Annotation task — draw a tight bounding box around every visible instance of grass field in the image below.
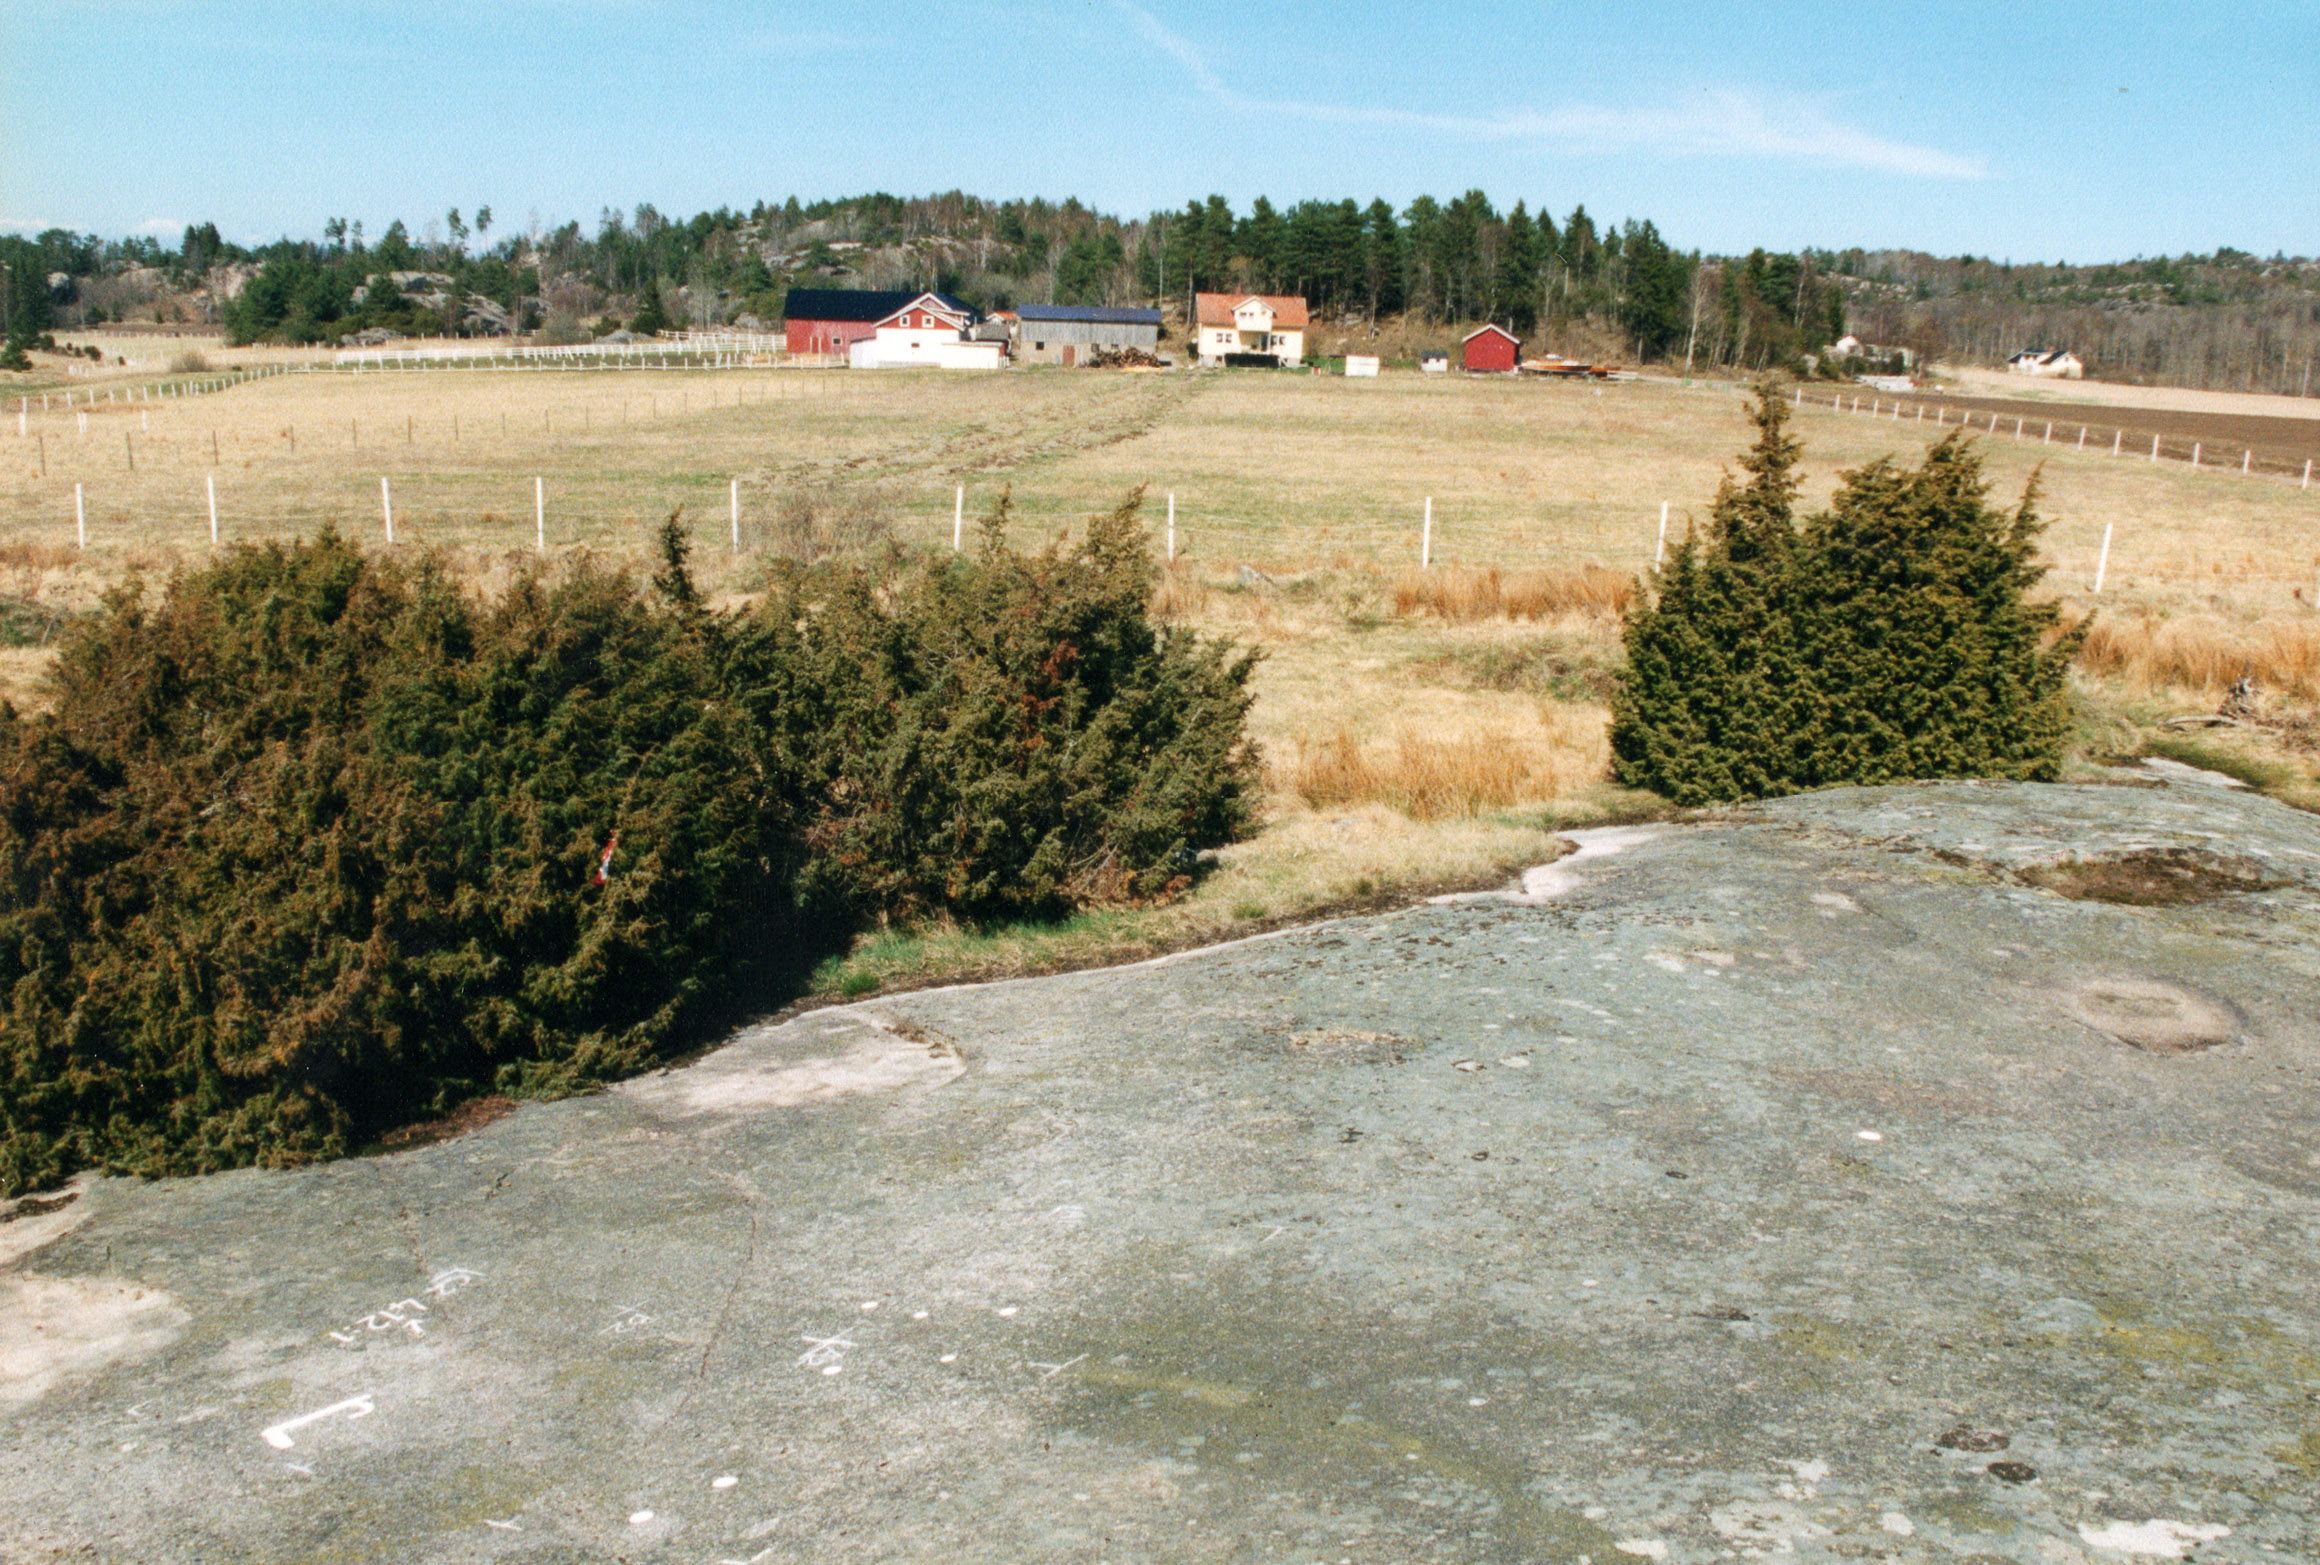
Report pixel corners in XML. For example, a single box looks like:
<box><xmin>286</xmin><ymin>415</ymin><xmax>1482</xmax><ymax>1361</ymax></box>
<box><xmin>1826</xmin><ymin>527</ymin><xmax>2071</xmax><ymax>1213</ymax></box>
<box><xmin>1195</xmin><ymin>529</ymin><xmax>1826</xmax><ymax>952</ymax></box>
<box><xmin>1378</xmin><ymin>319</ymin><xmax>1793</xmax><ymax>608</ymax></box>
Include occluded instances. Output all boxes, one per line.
<box><xmin>7</xmin><ymin>359</ymin><xmax>2320</xmax><ymax>990</ymax></box>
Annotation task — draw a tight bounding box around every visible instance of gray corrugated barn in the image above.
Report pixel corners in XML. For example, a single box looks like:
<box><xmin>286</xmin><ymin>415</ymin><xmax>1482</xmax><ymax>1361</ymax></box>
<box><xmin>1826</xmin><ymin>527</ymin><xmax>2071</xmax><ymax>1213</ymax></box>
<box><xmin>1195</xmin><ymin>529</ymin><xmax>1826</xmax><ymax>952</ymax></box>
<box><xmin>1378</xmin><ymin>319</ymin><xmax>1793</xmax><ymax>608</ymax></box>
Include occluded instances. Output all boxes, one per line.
<box><xmin>1015</xmin><ymin>304</ymin><xmax>1164</xmax><ymax>365</ymax></box>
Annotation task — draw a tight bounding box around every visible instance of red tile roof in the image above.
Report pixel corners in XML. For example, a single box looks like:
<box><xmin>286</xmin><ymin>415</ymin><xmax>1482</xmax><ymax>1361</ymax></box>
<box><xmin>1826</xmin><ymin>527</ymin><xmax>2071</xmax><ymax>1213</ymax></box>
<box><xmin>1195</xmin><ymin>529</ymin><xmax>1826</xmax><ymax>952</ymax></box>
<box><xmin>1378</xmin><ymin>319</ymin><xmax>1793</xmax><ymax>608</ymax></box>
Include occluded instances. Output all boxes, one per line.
<box><xmin>1195</xmin><ymin>292</ymin><xmax>1310</xmax><ymax>329</ymax></box>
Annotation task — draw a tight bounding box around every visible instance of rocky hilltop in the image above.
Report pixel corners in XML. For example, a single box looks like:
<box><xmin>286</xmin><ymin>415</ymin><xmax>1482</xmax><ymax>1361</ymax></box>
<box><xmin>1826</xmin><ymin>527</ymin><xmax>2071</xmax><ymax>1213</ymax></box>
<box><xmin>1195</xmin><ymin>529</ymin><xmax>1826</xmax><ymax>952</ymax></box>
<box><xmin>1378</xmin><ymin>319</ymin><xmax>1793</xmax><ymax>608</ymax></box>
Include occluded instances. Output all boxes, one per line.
<box><xmin>3</xmin><ymin>775</ymin><xmax>2315</xmax><ymax>1562</ymax></box>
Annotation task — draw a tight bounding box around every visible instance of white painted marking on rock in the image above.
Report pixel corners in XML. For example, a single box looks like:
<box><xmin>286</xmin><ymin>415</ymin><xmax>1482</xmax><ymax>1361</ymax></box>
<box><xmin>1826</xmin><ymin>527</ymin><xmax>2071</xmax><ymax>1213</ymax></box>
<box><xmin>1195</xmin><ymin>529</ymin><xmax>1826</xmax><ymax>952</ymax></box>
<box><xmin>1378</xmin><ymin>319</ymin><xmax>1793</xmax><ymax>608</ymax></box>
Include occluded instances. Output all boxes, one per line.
<box><xmin>629</xmin><ymin>1510</ymin><xmax>654</xmax><ymax>1525</ymax></box>
<box><xmin>424</xmin><ymin>1267</ymin><xmax>483</xmax><ymax>1298</ymax></box>
<box><xmin>260</xmin><ymin>1393</ymin><xmax>375</xmax><ymax>1450</ymax></box>
<box><xmin>1857</xmin><ymin>1131</ymin><xmax>1883</xmax><ymax>1142</ymax></box>
<box><xmin>795</xmin><ymin>1334</ymin><xmax>853</xmax><ymax>1371</ymax></box>
<box><xmin>712</xmin><ymin>1475</ymin><xmax>738</xmax><ymax>1489</ymax></box>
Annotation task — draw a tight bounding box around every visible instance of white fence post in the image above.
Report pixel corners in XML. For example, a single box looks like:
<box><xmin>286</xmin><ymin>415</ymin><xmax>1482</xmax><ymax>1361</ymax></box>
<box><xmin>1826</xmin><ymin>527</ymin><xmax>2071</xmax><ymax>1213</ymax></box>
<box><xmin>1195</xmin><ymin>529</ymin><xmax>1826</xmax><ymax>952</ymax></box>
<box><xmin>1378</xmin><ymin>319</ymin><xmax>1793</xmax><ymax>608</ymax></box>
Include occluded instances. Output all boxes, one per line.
<box><xmin>2093</xmin><ymin>522</ymin><xmax>2113</xmax><ymax>595</ymax></box>
<box><xmin>730</xmin><ymin>478</ymin><xmax>740</xmax><ymax>552</ymax></box>
<box><xmin>381</xmin><ymin>476</ymin><xmax>394</xmax><ymax>543</ymax></box>
<box><xmin>953</xmin><ymin>485</ymin><xmax>964</xmax><ymax>552</ymax></box>
<box><xmin>2151</xmin><ymin>434</ymin><xmax>2160</xmax><ymax>463</ymax></box>
<box><xmin>2304</xmin><ymin>459</ymin><xmax>2312</xmax><ymax>491</ymax></box>
<box><xmin>1656</xmin><ymin>501</ymin><xmax>1668</xmax><ymax>568</ymax></box>
<box><xmin>1422</xmin><ymin>497</ymin><xmax>1432</xmax><ymax>570</ymax></box>
<box><xmin>207</xmin><ymin>474</ymin><xmax>217</xmax><ymax>544</ymax></box>
<box><xmin>2191</xmin><ymin>442</ymin><xmax>2201</xmax><ymax>469</ymax></box>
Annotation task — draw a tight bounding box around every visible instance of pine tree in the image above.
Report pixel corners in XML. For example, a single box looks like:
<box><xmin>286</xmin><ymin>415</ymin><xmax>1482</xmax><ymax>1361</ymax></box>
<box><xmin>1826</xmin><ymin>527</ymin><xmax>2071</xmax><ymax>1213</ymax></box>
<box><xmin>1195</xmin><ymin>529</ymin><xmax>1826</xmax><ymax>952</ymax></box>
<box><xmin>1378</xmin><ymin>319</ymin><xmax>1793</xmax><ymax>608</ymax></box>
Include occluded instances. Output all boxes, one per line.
<box><xmin>1497</xmin><ymin>204</ymin><xmax>1541</xmax><ymax>333</ymax></box>
<box><xmin>630</xmin><ymin>275</ymin><xmax>670</xmax><ymax>336</ymax></box>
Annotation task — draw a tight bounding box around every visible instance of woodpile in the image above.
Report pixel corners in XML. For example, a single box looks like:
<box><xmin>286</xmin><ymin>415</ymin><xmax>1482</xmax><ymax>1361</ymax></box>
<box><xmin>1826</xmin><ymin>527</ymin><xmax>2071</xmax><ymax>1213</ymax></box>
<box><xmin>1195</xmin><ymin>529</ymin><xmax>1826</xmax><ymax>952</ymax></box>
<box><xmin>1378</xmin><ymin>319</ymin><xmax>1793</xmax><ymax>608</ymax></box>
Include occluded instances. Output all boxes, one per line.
<box><xmin>1089</xmin><ymin>345</ymin><xmax>1167</xmax><ymax>369</ymax></box>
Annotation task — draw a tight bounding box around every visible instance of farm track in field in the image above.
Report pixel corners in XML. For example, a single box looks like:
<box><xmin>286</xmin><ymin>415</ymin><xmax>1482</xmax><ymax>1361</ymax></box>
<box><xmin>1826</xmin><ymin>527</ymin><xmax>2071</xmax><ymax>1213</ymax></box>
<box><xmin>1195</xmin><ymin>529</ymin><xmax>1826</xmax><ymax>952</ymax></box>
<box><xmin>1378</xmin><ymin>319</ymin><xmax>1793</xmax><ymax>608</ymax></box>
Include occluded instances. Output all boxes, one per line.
<box><xmin>748</xmin><ymin>372</ymin><xmax>1209</xmax><ymax>492</ymax></box>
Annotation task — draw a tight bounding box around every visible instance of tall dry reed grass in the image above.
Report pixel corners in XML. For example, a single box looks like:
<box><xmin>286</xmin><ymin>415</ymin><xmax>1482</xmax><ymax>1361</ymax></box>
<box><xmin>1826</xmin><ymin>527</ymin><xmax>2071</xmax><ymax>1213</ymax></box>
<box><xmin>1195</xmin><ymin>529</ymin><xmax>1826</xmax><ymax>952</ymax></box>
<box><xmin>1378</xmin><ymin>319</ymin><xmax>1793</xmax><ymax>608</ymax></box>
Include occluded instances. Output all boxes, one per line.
<box><xmin>1392</xmin><ymin>563</ymin><xmax>1634</xmax><ymax>623</ymax></box>
<box><xmin>1281</xmin><ymin>707</ymin><xmax>1606</xmax><ymax>819</ymax></box>
<box><xmin>2073</xmin><ymin>612</ymin><xmax>2320</xmax><ymax>699</ymax></box>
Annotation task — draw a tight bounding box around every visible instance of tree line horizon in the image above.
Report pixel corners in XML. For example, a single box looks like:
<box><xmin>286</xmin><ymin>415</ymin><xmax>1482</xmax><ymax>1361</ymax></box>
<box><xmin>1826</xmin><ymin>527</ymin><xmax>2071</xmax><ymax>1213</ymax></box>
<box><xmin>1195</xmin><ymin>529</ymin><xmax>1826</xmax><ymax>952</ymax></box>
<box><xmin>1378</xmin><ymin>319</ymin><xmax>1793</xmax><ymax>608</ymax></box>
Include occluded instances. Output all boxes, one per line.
<box><xmin>6</xmin><ymin>189</ymin><xmax>2315</xmax><ymax>390</ymax></box>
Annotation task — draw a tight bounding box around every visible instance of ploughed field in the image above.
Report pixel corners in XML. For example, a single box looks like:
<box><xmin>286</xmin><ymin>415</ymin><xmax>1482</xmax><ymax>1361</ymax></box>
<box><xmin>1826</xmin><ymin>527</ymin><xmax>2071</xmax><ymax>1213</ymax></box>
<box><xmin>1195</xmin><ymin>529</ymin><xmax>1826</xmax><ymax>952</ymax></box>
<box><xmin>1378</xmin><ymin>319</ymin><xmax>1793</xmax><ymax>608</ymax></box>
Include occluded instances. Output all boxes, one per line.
<box><xmin>1871</xmin><ymin>387</ymin><xmax>2320</xmax><ymax>479</ymax></box>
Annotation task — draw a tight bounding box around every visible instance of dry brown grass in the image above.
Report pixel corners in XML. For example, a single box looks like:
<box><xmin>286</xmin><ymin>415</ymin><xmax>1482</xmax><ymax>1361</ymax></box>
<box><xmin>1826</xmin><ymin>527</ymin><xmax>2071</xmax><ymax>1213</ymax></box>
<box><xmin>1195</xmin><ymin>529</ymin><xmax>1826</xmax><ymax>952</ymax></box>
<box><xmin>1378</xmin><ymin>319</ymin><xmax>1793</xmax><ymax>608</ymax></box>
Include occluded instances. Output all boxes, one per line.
<box><xmin>1390</xmin><ymin>562</ymin><xmax>1634</xmax><ymax>622</ymax></box>
<box><xmin>2074</xmin><ymin>611</ymin><xmax>2320</xmax><ymax>699</ymax></box>
<box><xmin>1279</xmin><ymin>704</ymin><xmax>1608</xmax><ymax>820</ymax></box>
<box><xmin>8</xmin><ymin>359</ymin><xmax>2319</xmax><ymax>979</ymax></box>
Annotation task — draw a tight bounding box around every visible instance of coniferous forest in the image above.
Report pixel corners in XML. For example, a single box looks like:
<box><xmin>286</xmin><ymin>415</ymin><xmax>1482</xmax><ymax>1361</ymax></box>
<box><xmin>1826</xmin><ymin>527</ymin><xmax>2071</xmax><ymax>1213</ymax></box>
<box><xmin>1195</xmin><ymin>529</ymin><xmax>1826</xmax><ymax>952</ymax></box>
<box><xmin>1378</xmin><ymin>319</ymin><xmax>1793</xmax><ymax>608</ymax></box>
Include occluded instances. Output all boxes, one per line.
<box><xmin>8</xmin><ymin>191</ymin><xmax>2315</xmax><ymax>390</ymax></box>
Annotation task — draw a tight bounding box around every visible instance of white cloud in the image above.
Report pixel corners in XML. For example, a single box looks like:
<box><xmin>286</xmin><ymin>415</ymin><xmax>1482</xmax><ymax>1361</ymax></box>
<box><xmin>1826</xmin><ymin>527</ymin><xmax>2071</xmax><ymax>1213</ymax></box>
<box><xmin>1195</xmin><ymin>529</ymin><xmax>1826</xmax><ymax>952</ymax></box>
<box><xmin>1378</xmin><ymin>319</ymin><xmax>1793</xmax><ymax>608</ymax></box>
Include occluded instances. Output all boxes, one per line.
<box><xmin>1120</xmin><ymin>2</ymin><xmax>1989</xmax><ymax>181</ymax></box>
<box><xmin>136</xmin><ymin>217</ymin><xmax>187</xmax><ymax>236</ymax></box>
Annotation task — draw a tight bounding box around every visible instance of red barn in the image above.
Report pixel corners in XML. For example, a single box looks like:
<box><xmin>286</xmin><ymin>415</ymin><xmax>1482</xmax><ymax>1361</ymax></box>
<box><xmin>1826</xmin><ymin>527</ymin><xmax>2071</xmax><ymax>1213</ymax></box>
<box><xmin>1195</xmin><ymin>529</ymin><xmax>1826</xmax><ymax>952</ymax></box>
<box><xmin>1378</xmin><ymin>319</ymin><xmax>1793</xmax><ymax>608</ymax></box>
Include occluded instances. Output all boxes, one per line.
<box><xmin>782</xmin><ymin>288</ymin><xmax>924</xmax><ymax>356</ymax></box>
<box><xmin>1462</xmin><ymin>323</ymin><xmax>1521</xmax><ymax>373</ymax></box>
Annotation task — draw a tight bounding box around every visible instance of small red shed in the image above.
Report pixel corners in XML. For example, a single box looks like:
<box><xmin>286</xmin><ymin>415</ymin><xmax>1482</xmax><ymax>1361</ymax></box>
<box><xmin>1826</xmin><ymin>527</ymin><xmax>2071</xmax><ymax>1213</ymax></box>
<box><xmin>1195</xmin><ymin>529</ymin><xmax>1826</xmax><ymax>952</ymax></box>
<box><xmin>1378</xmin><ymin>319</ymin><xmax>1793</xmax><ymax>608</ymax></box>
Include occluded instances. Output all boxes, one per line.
<box><xmin>1462</xmin><ymin>323</ymin><xmax>1522</xmax><ymax>373</ymax></box>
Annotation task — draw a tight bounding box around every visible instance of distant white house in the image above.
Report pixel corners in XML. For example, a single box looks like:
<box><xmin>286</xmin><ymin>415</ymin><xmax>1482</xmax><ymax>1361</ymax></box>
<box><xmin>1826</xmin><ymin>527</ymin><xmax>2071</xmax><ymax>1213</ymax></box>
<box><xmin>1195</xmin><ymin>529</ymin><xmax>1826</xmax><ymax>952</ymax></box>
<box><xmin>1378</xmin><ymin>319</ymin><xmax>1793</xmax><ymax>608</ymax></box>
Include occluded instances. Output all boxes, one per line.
<box><xmin>1828</xmin><ymin>334</ymin><xmax>1916</xmax><ymax>368</ymax></box>
<box><xmin>2007</xmin><ymin>347</ymin><xmax>2083</xmax><ymax>379</ymax></box>
<box><xmin>1194</xmin><ymin>293</ymin><xmax>1307</xmax><ymax>366</ymax></box>
<box><xmin>845</xmin><ymin>292</ymin><xmax>1004</xmax><ymax>370</ymax></box>
<box><xmin>1344</xmin><ymin>354</ymin><xmax>1380</xmax><ymax>377</ymax></box>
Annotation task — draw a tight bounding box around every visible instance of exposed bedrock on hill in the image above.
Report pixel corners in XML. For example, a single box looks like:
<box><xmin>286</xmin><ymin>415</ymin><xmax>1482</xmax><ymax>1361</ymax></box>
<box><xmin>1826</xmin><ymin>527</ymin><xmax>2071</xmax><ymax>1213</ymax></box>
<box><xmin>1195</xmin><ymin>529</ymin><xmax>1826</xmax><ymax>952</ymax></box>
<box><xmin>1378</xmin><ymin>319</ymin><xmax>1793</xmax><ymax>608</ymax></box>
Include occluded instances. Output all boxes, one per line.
<box><xmin>3</xmin><ymin>776</ymin><xmax>2316</xmax><ymax>1563</ymax></box>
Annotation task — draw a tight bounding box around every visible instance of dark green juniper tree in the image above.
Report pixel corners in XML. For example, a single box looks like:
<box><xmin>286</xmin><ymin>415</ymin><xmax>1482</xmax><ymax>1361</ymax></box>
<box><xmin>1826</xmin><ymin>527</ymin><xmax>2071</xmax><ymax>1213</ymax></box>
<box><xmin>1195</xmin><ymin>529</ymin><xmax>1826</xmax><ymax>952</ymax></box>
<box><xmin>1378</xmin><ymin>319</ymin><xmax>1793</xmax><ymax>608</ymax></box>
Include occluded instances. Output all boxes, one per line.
<box><xmin>0</xmin><ymin>491</ymin><xmax>1259</xmax><ymax>1193</ymax></box>
<box><xmin>1612</xmin><ymin>387</ymin><xmax>2081</xmax><ymax>804</ymax></box>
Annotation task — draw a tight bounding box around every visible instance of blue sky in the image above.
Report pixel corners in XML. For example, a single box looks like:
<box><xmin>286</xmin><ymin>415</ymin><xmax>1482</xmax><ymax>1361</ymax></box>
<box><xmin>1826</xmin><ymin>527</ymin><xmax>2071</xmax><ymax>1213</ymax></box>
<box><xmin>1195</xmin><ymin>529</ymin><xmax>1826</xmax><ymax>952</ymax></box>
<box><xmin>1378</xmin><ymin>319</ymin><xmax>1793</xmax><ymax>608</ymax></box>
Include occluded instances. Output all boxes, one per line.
<box><xmin>4</xmin><ymin>1</ymin><xmax>2314</xmax><ymax>261</ymax></box>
